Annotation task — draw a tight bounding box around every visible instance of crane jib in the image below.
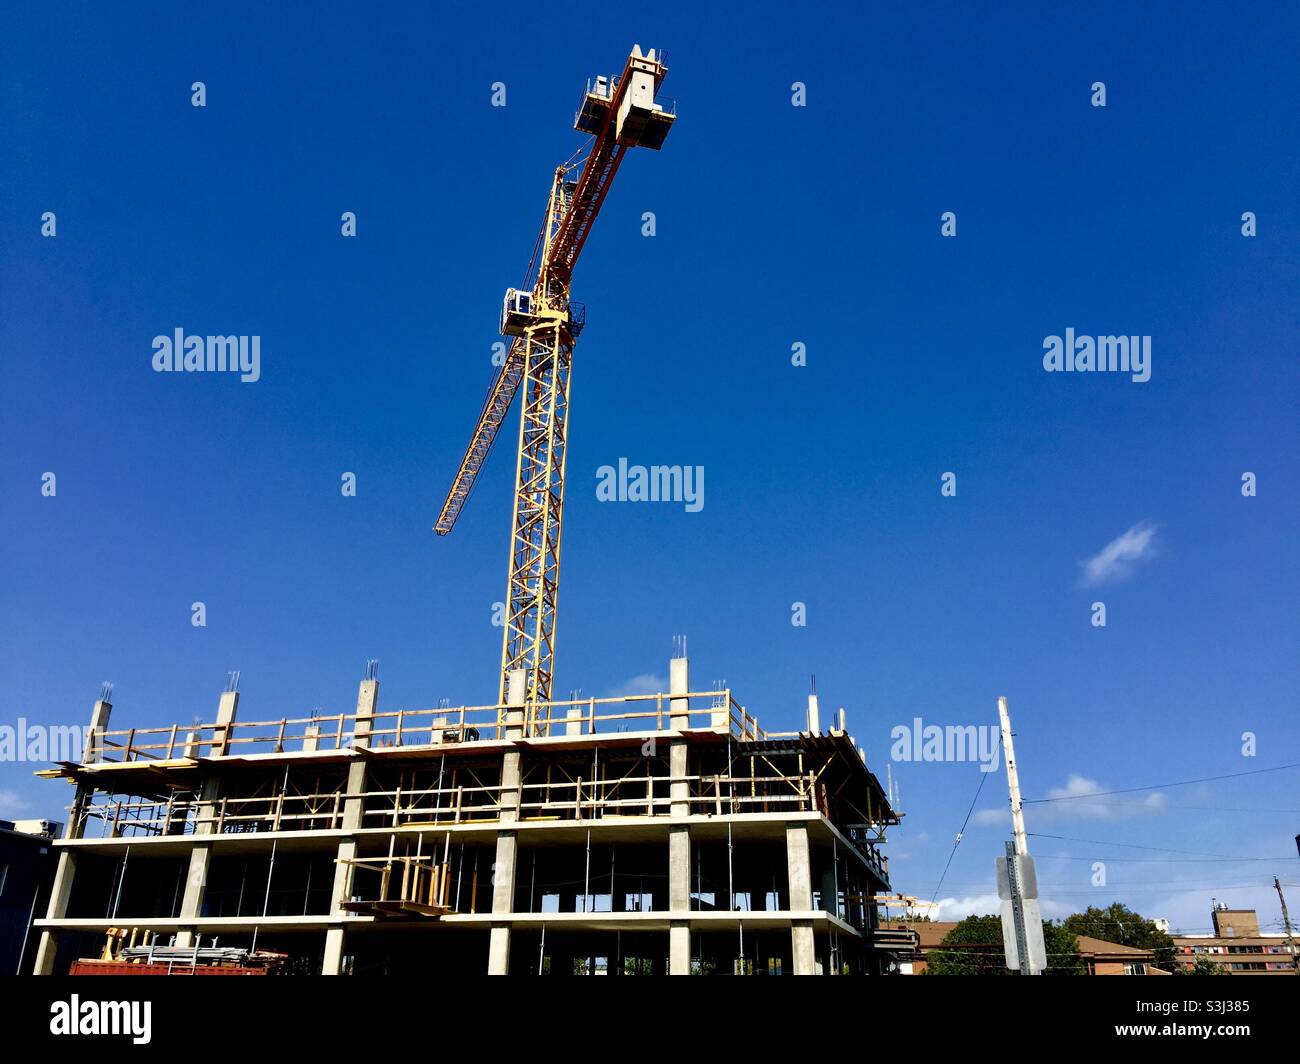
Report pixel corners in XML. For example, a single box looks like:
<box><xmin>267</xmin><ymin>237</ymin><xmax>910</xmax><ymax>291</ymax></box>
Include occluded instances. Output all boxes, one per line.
<box><xmin>435</xmin><ymin>49</ymin><xmax>670</xmax><ymax>535</ymax></box>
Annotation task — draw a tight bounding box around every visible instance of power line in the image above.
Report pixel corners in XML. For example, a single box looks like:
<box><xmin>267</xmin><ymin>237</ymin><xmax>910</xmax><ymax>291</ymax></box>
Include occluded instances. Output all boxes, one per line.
<box><xmin>1031</xmin><ymin>798</ymin><xmax>1300</xmax><ymax>814</ymax></box>
<box><xmin>1035</xmin><ymin>853</ymin><xmax>1290</xmax><ymax>864</ymax></box>
<box><xmin>1026</xmin><ymin>832</ymin><xmax>1269</xmax><ymax>860</ymax></box>
<box><xmin>930</xmin><ymin>759</ymin><xmax>997</xmax><ymax>907</ymax></box>
<box><xmin>1022</xmin><ymin>761</ymin><xmax>1300</xmax><ymax>804</ymax></box>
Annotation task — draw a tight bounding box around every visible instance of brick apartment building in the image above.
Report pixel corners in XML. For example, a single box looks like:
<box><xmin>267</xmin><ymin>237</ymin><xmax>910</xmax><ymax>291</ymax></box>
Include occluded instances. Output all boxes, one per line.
<box><xmin>1171</xmin><ymin>905</ymin><xmax>1299</xmax><ymax>975</ymax></box>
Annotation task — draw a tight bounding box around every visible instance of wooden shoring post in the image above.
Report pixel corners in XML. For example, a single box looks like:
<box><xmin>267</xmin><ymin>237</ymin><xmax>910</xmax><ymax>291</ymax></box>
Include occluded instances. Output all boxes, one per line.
<box><xmin>333</xmin><ymin>713</ymin><xmax>344</xmax><ymax>749</ymax></box>
<box><xmin>576</xmin><ymin>776</ymin><xmax>583</xmax><ymax>820</ymax></box>
<box><xmin>396</xmin><ymin>708</ymin><xmax>404</xmax><ymax>748</ymax></box>
<box><xmin>275</xmin><ymin>719</ymin><xmax>286</xmax><ymax>753</ymax></box>
<box><xmin>274</xmin><ymin>790</ymin><xmax>284</xmax><ymax>831</ymax></box>
<box><xmin>455</xmin><ymin>785</ymin><xmax>463</xmax><ymax>823</ymax></box>
<box><xmin>441</xmin><ymin>832</ymin><xmax>452</xmax><ymax>907</ymax></box>
<box><xmin>715</xmin><ymin>774</ymin><xmax>722</xmax><ymax>816</ymax></box>
<box><xmin>588</xmin><ymin>697</ymin><xmax>595</xmax><ymax>735</ymax></box>
<box><xmin>124</xmin><ymin>729</ymin><xmax>135</xmax><ymax>761</ymax></box>
<box><xmin>401</xmin><ymin>841</ymin><xmax>414</xmax><ymax>901</ymax></box>
<box><xmin>166</xmin><ymin>724</ymin><xmax>178</xmax><ymax>759</ymax></box>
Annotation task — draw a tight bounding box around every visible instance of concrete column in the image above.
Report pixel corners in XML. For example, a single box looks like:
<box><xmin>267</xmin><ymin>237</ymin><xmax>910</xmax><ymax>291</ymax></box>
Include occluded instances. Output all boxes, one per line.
<box><xmin>31</xmin><ymin>850</ymin><xmax>78</xmax><ymax>974</ymax></box>
<box><xmin>36</xmin><ymin>695</ymin><xmax>112</xmax><ymax>973</ymax></box>
<box><xmin>173</xmin><ymin>841</ymin><xmax>214</xmax><ymax>949</ymax></box>
<box><xmin>323</xmin><ymin>829</ymin><xmax>360</xmax><ymax>975</ymax></box>
<box><xmin>177</xmin><ymin>701</ymin><xmax>228</xmax><ymax>949</ymax></box>
<box><xmin>487</xmin><ymin>833</ymin><xmax>518</xmax><ymax>975</ymax></box>
<box><xmin>66</xmin><ymin>696</ymin><xmax>113</xmax><ymax>840</ymax></box>
<box><xmin>499</xmin><ymin>669</ymin><xmax>525</xmax><ymax>822</ymax></box>
<box><xmin>806</xmin><ymin>693</ymin><xmax>820</xmax><ymax>734</ymax></box>
<box><xmin>353</xmin><ymin>677</ymin><xmax>379</xmax><ymax>744</ymax></box>
<box><xmin>668</xmin><ymin>717</ymin><xmax>691</xmax><ymax>974</ymax></box>
<box><xmin>322</xmin><ymin>927</ymin><xmax>346</xmax><ymax>976</ymax></box>
<box><xmin>322</xmin><ymin>676</ymin><xmax>379</xmax><ymax>974</ymax></box>
<box><xmin>211</xmin><ymin>688</ymin><xmax>239</xmax><ymax>757</ymax></box>
<box><xmin>786</xmin><ymin>823</ymin><xmax>816</xmax><ymax>975</ymax></box>
<box><xmin>176</xmin><ymin>686</ymin><xmax>233</xmax><ymax>934</ymax></box>
<box><xmin>669</xmin><ymin>741</ymin><xmax>688</xmax><ymax>817</ymax></box>
<box><xmin>179</xmin><ymin>689</ymin><xmax>233</xmax><ymax>948</ymax></box>
<box><xmin>487</xmin><ymin>669</ymin><xmax>526</xmax><ymax>975</ymax></box>
<box><xmin>668</xmin><ymin>826</ymin><xmax>691</xmax><ymax>974</ymax></box>
<box><xmin>669</xmin><ymin>654</ymin><xmax>689</xmax><ymax>728</ymax></box>
<box><xmin>85</xmin><ymin>697</ymin><xmax>112</xmax><ymax>764</ymax></box>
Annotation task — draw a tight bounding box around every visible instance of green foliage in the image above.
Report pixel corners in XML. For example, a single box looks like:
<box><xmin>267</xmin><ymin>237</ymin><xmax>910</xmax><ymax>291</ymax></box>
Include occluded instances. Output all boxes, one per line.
<box><xmin>1044</xmin><ymin>922</ymin><xmax>1085</xmax><ymax>974</ymax></box>
<box><xmin>927</xmin><ymin>914</ymin><xmax>1005</xmax><ymax>975</ymax></box>
<box><xmin>1062</xmin><ymin>902</ymin><xmax>1177</xmax><ymax>971</ymax></box>
<box><xmin>926</xmin><ymin>914</ymin><xmax>1081</xmax><ymax>975</ymax></box>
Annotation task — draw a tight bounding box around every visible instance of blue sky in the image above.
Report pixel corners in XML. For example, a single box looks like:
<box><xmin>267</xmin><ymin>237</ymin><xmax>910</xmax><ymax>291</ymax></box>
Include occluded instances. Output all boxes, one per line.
<box><xmin>2</xmin><ymin>2</ymin><xmax>1297</xmax><ymax>934</ymax></box>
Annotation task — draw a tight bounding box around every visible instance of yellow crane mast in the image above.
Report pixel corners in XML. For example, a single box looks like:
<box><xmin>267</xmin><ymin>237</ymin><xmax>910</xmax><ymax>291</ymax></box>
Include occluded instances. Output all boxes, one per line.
<box><xmin>435</xmin><ymin>46</ymin><xmax>675</xmax><ymax>710</ymax></box>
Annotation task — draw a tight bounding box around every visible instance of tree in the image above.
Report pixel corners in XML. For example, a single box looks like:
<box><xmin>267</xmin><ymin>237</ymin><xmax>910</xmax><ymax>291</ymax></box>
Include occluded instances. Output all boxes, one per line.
<box><xmin>1062</xmin><ymin>903</ymin><xmax>1176</xmax><ymax>971</ymax></box>
<box><xmin>926</xmin><ymin>914</ymin><xmax>1081</xmax><ymax>975</ymax></box>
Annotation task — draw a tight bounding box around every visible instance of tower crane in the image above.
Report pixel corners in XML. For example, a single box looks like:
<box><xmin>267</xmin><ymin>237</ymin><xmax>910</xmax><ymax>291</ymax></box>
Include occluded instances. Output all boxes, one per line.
<box><xmin>435</xmin><ymin>46</ymin><xmax>675</xmax><ymax>710</ymax></box>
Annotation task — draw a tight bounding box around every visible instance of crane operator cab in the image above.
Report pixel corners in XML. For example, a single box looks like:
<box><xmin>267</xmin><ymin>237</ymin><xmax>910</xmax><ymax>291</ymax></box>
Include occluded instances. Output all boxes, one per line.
<box><xmin>501</xmin><ymin>288</ymin><xmax>535</xmax><ymax>336</ymax></box>
<box><xmin>501</xmin><ymin>289</ymin><xmax>586</xmax><ymax>339</ymax></box>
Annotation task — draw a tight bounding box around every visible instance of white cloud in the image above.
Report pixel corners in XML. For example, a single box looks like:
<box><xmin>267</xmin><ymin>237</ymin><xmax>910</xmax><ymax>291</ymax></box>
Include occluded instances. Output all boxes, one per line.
<box><xmin>971</xmin><ymin>807</ymin><xmax>1009</xmax><ymax>827</ymax></box>
<box><xmin>1041</xmin><ymin>773</ymin><xmax>1167</xmax><ymax>821</ymax></box>
<box><xmin>932</xmin><ymin>893</ymin><xmax>1002</xmax><ymax>920</ymax></box>
<box><xmin>605</xmin><ymin>673</ymin><xmax>667</xmax><ymax>698</ymax></box>
<box><xmin>933</xmin><ymin>892</ymin><xmax>1071</xmax><ymax>921</ymax></box>
<box><xmin>1080</xmin><ymin>521</ymin><xmax>1158</xmax><ymax>586</ymax></box>
<box><xmin>971</xmin><ymin>773</ymin><xmax>1166</xmax><ymax>826</ymax></box>
<box><xmin>0</xmin><ymin>788</ymin><xmax>32</xmax><ymax>817</ymax></box>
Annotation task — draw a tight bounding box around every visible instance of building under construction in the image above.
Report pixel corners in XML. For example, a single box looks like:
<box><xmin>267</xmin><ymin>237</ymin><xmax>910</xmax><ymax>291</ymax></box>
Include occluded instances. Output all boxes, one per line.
<box><xmin>32</xmin><ymin>47</ymin><xmax>901</xmax><ymax>975</ymax></box>
<box><xmin>34</xmin><ymin>662</ymin><xmax>900</xmax><ymax>976</ymax></box>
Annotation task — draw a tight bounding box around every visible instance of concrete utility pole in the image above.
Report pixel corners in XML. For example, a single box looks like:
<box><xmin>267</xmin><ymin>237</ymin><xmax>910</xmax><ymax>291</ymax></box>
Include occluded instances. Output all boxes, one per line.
<box><xmin>1274</xmin><ymin>877</ymin><xmax>1300</xmax><ymax>973</ymax></box>
<box><xmin>995</xmin><ymin>696</ymin><xmax>1045</xmax><ymax>975</ymax></box>
<box><xmin>997</xmin><ymin>696</ymin><xmax>1028</xmax><ymax>857</ymax></box>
